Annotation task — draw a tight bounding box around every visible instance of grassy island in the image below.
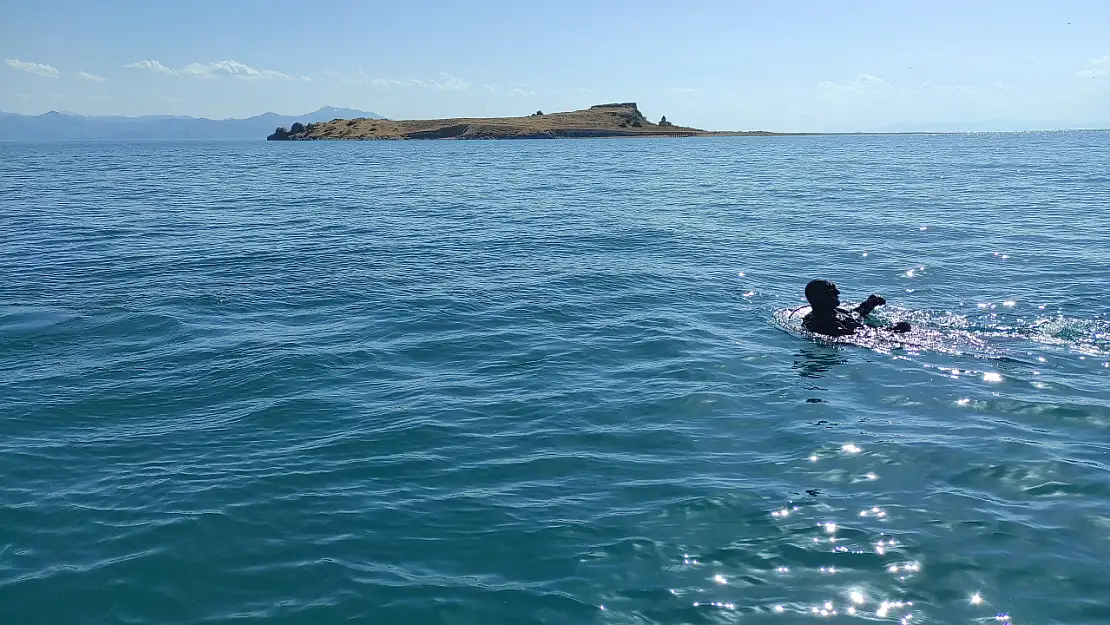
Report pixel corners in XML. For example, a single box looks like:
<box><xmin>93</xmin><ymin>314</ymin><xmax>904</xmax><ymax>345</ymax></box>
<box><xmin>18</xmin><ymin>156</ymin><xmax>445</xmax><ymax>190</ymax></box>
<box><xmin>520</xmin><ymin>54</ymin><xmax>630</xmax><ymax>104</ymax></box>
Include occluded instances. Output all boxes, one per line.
<box><xmin>267</xmin><ymin>103</ymin><xmax>787</xmax><ymax>141</ymax></box>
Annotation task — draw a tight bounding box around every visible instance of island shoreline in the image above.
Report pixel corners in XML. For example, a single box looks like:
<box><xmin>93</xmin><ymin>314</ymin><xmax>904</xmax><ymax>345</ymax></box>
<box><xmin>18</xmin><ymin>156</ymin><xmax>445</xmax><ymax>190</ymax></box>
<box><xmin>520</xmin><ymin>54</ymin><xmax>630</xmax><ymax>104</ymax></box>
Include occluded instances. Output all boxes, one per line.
<box><xmin>268</xmin><ymin>102</ymin><xmax>812</xmax><ymax>141</ymax></box>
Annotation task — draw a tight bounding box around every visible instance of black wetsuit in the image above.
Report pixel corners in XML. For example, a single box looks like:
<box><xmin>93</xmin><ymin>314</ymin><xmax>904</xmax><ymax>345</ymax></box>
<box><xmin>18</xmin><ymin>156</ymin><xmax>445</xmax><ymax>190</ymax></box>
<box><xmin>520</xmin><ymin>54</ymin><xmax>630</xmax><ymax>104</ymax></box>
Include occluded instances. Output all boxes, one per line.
<box><xmin>802</xmin><ymin>308</ymin><xmax>868</xmax><ymax>337</ymax></box>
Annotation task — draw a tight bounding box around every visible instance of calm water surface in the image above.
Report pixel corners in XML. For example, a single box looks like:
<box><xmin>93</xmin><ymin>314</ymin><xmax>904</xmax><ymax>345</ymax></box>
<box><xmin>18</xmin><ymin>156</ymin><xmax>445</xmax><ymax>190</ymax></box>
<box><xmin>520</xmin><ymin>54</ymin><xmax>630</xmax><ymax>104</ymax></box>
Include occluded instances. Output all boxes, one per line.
<box><xmin>2</xmin><ymin>134</ymin><xmax>1109</xmax><ymax>624</ymax></box>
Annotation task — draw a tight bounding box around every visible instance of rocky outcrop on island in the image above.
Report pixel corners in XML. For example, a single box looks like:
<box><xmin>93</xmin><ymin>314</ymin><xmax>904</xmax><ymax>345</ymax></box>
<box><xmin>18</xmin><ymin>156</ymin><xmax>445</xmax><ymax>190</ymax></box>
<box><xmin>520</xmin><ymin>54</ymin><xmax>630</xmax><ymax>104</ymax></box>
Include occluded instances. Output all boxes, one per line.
<box><xmin>267</xmin><ymin>122</ymin><xmax>307</xmax><ymax>141</ymax></box>
<box><xmin>266</xmin><ymin>103</ymin><xmax>785</xmax><ymax>141</ymax></box>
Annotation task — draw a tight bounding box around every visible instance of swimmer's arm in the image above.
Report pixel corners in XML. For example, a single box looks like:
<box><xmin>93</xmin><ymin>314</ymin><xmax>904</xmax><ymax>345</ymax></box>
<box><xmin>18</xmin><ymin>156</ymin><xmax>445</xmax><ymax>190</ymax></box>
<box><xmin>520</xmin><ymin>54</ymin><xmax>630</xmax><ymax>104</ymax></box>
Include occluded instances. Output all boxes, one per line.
<box><xmin>852</xmin><ymin>294</ymin><xmax>886</xmax><ymax>317</ymax></box>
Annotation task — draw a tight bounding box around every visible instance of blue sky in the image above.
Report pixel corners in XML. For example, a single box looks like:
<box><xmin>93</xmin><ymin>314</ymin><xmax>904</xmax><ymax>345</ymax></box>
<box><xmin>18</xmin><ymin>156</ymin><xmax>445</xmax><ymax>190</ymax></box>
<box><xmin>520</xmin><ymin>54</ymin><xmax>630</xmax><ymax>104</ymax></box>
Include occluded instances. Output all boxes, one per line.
<box><xmin>2</xmin><ymin>0</ymin><xmax>1109</xmax><ymax>131</ymax></box>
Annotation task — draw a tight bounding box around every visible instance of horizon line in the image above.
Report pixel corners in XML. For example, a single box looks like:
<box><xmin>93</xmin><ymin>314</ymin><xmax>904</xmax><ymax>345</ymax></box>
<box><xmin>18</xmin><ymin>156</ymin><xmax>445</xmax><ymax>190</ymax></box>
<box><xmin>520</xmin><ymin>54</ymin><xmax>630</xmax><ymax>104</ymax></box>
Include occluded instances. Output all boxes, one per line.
<box><xmin>2</xmin><ymin>108</ymin><xmax>1109</xmax><ymax>135</ymax></box>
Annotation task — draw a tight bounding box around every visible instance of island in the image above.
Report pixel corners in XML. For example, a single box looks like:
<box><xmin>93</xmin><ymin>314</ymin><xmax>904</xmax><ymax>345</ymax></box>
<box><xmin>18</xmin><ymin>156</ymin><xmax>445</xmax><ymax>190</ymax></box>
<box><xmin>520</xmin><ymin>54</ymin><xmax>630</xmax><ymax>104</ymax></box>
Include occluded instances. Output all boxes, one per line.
<box><xmin>267</xmin><ymin>103</ymin><xmax>786</xmax><ymax>141</ymax></box>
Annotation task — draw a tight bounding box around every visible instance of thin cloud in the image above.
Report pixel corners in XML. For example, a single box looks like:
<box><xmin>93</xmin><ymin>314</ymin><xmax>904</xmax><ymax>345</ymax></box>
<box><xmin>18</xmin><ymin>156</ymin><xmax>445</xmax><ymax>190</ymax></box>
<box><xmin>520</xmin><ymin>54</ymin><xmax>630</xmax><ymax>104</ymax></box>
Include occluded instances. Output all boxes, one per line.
<box><xmin>327</xmin><ymin>70</ymin><xmax>405</xmax><ymax>87</ymax></box>
<box><xmin>5</xmin><ymin>58</ymin><xmax>60</xmax><ymax>78</ymax></box>
<box><xmin>366</xmin><ymin>72</ymin><xmax>410</xmax><ymax>88</ymax></box>
<box><xmin>430</xmin><ymin>72</ymin><xmax>469</xmax><ymax>91</ymax></box>
<box><xmin>666</xmin><ymin>87</ymin><xmax>698</xmax><ymax>95</ymax></box>
<box><xmin>818</xmin><ymin>73</ymin><xmax>894</xmax><ymax>98</ymax></box>
<box><xmin>410</xmin><ymin>73</ymin><xmax>469</xmax><ymax>91</ymax></box>
<box><xmin>12</xmin><ymin>92</ymin><xmax>31</xmax><ymax>100</ymax></box>
<box><xmin>76</xmin><ymin>71</ymin><xmax>107</xmax><ymax>82</ymax></box>
<box><xmin>123</xmin><ymin>60</ymin><xmax>178</xmax><ymax>75</ymax></box>
<box><xmin>328</xmin><ymin>71</ymin><xmax>469</xmax><ymax>91</ymax></box>
<box><xmin>1076</xmin><ymin>56</ymin><xmax>1110</xmax><ymax>79</ymax></box>
<box><xmin>483</xmin><ymin>84</ymin><xmax>537</xmax><ymax>97</ymax></box>
<box><xmin>328</xmin><ymin>70</ymin><xmax>355</xmax><ymax>84</ymax></box>
<box><xmin>182</xmin><ymin>60</ymin><xmax>290</xmax><ymax>80</ymax></box>
<box><xmin>912</xmin><ymin>81</ymin><xmax>1011</xmax><ymax>95</ymax></box>
<box><xmin>300</xmin><ymin>75</ymin><xmax>312</xmax><ymax>82</ymax></box>
<box><xmin>816</xmin><ymin>75</ymin><xmax>1015</xmax><ymax>116</ymax></box>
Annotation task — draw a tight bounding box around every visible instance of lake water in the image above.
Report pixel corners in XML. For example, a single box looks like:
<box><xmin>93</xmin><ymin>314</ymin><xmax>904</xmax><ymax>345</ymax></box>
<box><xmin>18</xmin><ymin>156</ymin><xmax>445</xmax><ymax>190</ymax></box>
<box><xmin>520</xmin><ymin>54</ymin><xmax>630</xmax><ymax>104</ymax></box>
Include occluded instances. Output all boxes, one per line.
<box><xmin>1</xmin><ymin>134</ymin><xmax>1109</xmax><ymax>624</ymax></box>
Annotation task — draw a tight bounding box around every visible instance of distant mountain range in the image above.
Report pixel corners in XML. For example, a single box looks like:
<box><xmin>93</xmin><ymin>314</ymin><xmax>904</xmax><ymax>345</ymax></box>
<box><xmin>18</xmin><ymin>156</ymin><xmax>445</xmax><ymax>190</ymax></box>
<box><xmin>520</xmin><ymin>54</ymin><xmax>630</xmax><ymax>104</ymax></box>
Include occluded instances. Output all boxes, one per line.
<box><xmin>870</xmin><ymin>120</ymin><xmax>1110</xmax><ymax>133</ymax></box>
<box><xmin>0</xmin><ymin>107</ymin><xmax>386</xmax><ymax>141</ymax></box>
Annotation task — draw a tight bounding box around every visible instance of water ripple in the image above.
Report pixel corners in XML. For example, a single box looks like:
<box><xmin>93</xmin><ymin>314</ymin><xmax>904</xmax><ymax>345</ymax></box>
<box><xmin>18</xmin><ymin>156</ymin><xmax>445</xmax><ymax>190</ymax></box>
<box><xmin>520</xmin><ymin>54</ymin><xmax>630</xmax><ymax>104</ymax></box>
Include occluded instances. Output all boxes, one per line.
<box><xmin>2</xmin><ymin>135</ymin><xmax>1110</xmax><ymax>624</ymax></box>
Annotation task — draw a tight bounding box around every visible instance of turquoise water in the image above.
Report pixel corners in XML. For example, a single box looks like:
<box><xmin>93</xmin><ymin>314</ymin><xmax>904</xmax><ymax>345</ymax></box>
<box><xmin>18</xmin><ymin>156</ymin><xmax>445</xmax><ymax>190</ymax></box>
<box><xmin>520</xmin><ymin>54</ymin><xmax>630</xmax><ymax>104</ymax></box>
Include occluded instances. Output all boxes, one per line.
<box><xmin>2</xmin><ymin>135</ymin><xmax>1109</xmax><ymax>624</ymax></box>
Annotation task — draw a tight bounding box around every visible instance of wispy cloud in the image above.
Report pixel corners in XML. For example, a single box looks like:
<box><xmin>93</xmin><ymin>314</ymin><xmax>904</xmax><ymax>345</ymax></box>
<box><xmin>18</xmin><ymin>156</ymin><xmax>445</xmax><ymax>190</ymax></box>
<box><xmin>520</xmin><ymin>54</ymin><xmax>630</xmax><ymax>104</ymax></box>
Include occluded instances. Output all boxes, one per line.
<box><xmin>817</xmin><ymin>74</ymin><xmax>1013</xmax><ymax>111</ymax></box>
<box><xmin>299</xmin><ymin>75</ymin><xmax>312</xmax><ymax>82</ymax></box>
<box><xmin>76</xmin><ymin>71</ymin><xmax>107</xmax><ymax>82</ymax></box>
<box><xmin>483</xmin><ymin>84</ymin><xmax>537</xmax><ymax>97</ymax></box>
<box><xmin>818</xmin><ymin>73</ymin><xmax>894</xmax><ymax>98</ymax></box>
<box><xmin>182</xmin><ymin>60</ymin><xmax>290</xmax><ymax>80</ymax></box>
<box><xmin>914</xmin><ymin>81</ymin><xmax>1011</xmax><ymax>95</ymax></box>
<box><xmin>5</xmin><ymin>58</ymin><xmax>60</xmax><ymax>78</ymax></box>
<box><xmin>421</xmin><ymin>72</ymin><xmax>470</xmax><ymax>91</ymax></box>
<box><xmin>328</xmin><ymin>70</ymin><xmax>470</xmax><ymax>91</ymax></box>
<box><xmin>124</xmin><ymin>59</ymin><xmax>292</xmax><ymax>80</ymax></box>
<box><xmin>665</xmin><ymin>87</ymin><xmax>698</xmax><ymax>96</ymax></box>
<box><xmin>327</xmin><ymin>70</ymin><xmax>402</xmax><ymax>87</ymax></box>
<box><xmin>364</xmin><ymin>72</ymin><xmax>410</xmax><ymax>88</ymax></box>
<box><xmin>1077</xmin><ymin>56</ymin><xmax>1110</xmax><ymax>79</ymax></box>
<box><xmin>12</xmin><ymin>92</ymin><xmax>30</xmax><ymax>100</ymax></box>
<box><xmin>124</xmin><ymin>60</ymin><xmax>178</xmax><ymax>75</ymax></box>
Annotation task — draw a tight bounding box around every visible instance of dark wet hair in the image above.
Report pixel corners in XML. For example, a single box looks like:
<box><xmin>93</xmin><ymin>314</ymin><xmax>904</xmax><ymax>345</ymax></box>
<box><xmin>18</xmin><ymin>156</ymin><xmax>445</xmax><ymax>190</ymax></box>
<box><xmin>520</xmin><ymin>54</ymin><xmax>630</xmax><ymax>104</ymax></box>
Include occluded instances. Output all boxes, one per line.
<box><xmin>805</xmin><ymin>279</ymin><xmax>835</xmax><ymax>306</ymax></box>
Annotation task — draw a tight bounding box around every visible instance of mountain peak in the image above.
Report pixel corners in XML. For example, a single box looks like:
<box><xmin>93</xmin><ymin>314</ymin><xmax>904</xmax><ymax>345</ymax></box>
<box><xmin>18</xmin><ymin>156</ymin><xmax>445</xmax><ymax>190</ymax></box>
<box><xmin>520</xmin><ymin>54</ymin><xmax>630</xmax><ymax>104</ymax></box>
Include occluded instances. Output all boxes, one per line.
<box><xmin>307</xmin><ymin>106</ymin><xmax>386</xmax><ymax>120</ymax></box>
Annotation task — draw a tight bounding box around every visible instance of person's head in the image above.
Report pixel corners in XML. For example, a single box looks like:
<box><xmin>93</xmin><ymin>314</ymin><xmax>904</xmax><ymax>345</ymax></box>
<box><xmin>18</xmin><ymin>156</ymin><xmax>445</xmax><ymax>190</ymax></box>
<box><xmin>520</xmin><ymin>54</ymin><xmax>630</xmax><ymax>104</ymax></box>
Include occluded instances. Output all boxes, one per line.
<box><xmin>805</xmin><ymin>279</ymin><xmax>840</xmax><ymax>311</ymax></box>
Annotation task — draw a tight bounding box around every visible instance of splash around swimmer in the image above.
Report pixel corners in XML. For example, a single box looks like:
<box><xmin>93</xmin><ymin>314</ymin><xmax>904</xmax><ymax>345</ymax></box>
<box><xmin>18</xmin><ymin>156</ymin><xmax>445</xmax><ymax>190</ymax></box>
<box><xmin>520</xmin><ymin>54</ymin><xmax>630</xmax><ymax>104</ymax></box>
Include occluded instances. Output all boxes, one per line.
<box><xmin>801</xmin><ymin>279</ymin><xmax>912</xmax><ymax>338</ymax></box>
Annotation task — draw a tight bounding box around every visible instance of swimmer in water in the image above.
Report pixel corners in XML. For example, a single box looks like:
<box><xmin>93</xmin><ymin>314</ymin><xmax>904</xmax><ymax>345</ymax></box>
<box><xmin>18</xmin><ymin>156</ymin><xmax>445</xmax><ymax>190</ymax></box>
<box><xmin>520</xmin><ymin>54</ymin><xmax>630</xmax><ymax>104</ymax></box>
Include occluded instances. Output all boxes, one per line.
<box><xmin>801</xmin><ymin>279</ymin><xmax>912</xmax><ymax>337</ymax></box>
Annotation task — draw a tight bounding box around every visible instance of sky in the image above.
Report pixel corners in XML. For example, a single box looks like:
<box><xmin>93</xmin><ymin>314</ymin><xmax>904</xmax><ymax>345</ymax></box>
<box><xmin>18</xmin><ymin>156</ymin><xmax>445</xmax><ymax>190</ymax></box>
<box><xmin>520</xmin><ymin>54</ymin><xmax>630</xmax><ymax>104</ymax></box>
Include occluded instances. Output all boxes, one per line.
<box><xmin>2</xmin><ymin>0</ymin><xmax>1109</xmax><ymax>132</ymax></box>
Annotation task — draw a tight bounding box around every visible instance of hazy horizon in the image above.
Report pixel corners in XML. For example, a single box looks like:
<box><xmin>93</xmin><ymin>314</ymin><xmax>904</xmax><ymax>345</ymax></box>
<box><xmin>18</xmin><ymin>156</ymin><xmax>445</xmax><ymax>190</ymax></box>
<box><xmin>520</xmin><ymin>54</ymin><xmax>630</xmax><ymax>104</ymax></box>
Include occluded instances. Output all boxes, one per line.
<box><xmin>3</xmin><ymin>107</ymin><xmax>1110</xmax><ymax>135</ymax></box>
<box><xmin>0</xmin><ymin>106</ymin><xmax>382</xmax><ymax>121</ymax></box>
<box><xmin>4</xmin><ymin>0</ymin><xmax>1110</xmax><ymax>133</ymax></box>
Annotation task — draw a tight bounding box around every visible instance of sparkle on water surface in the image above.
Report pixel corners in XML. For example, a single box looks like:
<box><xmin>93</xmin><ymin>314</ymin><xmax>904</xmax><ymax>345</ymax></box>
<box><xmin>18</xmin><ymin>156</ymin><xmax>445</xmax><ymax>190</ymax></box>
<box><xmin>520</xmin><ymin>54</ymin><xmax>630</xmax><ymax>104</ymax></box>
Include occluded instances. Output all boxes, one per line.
<box><xmin>2</xmin><ymin>133</ymin><xmax>1110</xmax><ymax>624</ymax></box>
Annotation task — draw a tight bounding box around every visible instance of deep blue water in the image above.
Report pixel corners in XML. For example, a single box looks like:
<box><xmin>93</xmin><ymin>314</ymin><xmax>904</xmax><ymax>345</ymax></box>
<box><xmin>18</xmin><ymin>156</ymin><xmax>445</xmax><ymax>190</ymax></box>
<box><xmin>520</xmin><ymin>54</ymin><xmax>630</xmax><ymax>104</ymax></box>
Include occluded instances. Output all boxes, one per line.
<box><xmin>1</xmin><ymin>134</ymin><xmax>1109</xmax><ymax>625</ymax></box>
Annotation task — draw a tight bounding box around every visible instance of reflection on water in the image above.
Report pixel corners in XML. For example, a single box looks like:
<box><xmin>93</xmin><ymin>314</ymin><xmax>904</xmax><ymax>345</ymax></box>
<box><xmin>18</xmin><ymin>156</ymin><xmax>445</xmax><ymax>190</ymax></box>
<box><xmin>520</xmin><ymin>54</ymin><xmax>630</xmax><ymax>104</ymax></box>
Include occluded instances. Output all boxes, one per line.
<box><xmin>766</xmin><ymin>296</ymin><xmax>1107</xmax><ymax>623</ymax></box>
<box><xmin>793</xmin><ymin>348</ymin><xmax>848</xmax><ymax>380</ymax></box>
<box><xmin>4</xmin><ymin>136</ymin><xmax>1110</xmax><ymax>625</ymax></box>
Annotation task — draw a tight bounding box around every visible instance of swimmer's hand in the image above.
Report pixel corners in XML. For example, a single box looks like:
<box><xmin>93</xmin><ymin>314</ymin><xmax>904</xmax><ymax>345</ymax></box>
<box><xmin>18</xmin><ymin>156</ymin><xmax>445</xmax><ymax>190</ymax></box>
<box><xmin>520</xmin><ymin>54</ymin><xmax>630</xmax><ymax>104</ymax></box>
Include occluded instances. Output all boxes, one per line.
<box><xmin>855</xmin><ymin>294</ymin><xmax>886</xmax><ymax>317</ymax></box>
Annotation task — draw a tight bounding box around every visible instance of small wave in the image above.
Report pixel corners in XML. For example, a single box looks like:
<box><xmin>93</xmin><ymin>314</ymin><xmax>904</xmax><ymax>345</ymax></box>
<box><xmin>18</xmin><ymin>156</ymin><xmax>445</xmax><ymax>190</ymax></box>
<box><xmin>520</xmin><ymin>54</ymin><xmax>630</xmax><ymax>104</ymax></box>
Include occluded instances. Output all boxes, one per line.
<box><xmin>1025</xmin><ymin>315</ymin><xmax>1110</xmax><ymax>356</ymax></box>
<box><xmin>773</xmin><ymin>303</ymin><xmax>1108</xmax><ymax>361</ymax></box>
<box><xmin>771</xmin><ymin>304</ymin><xmax>995</xmax><ymax>357</ymax></box>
